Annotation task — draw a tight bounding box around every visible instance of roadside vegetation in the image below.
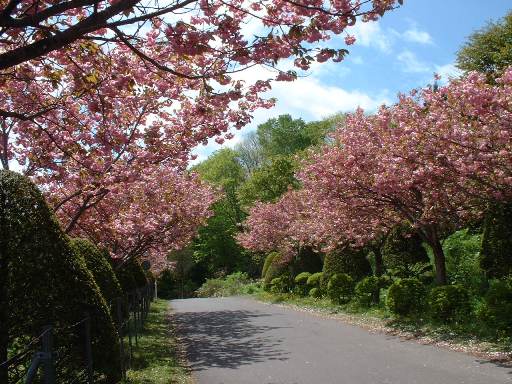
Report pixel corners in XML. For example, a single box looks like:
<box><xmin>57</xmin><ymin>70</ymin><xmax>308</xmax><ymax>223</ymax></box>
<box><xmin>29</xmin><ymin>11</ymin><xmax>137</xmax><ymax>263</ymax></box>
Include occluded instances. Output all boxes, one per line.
<box><xmin>124</xmin><ymin>300</ymin><xmax>193</xmax><ymax>384</ymax></box>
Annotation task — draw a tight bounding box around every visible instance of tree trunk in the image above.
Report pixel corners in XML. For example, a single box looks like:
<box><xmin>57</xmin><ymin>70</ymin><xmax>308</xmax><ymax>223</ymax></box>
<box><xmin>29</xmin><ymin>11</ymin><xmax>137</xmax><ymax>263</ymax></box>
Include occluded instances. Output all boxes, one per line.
<box><xmin>373</xmin><ymin>247</ymin><xmax>384</xmax><ymax>277</ymax></box>
<box><xmin>419</xmin><ymin>225</ymin><xmax>447</xmax><ymax>285</ymax></box>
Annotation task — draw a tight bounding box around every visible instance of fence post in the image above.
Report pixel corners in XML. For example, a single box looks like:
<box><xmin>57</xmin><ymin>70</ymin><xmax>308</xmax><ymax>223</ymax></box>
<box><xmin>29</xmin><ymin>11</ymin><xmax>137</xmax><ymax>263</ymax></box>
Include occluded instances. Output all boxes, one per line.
<box><xmin>84</xmin><ymin>314</ymin><xmax>94</xmax><ymax>384</ymax></box>
<box><xmin>154</xmin><ymin>280</ymin><xmax>158</xmax><ymax>301</ymax></box>
<box><xmin>133</xmin><ymin>293</ymin><xmax>138</xmax><ymax>347</ymax></box>
<box><xmin>41</xmin><ymin>326</ymin><xmax>55</xmax><ymax>384</ymax></box>
<box><xmin>116</xmin><ymin>298</ymin><xmax>126</xmax><ymax>380</ymax></box>
<box><xmin>127</xmin><ymin>316</ymin><xmax>133</xmax><ymax>367</ymax></box>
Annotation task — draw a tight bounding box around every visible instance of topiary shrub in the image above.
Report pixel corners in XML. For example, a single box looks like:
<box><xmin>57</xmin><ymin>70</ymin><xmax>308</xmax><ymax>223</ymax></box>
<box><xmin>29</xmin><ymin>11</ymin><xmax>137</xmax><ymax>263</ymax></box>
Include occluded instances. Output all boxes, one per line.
<box><xmin>70</xmin><ymin>238</ymin><xmax>123</xmax><ymax>309</ymax></box>
<box><xmin>309</xmin><ymin>287</ymin><xmax>322</xmax><ymax>298</ymax></box>
<box><xmin>321</xmin><ymin>246</ymin><xmax>371</xmax><ymax>290</ymax></box>
<box><xmin>327</xmin><ymin>273</ymin><xmax>354</xmax><ymax>305</ymax></box>
<box><xmin>382</xmin><ymin>224</ymin><xmax>430</xmax><ymax>277</ymax></box>
<box><xmin>480</xmin><ymin>202</ymin><xmax>512</xmax><ymax>279</ymax></box>
<box><xmin>262</xmin><ymin>252</ymin><xmax>278</xmax><ymax>278</ymax></box>
<box><xmin>0</xmin><ymin>170</ymin><xmax>121</xmax><ymax>383</ymax></box>
<box><xmin>270</xmin><ymin>277</ymin><xmax>288</xmax><ymax>294</ymax></box>
<box><xmin>386</xmin><ymin>278</ymin><xmax>426</xmax><ymax>318</ymax></box>
<box><xmin>307</xmin><ymin>272</ymin><xmax>323</xmax><ymax>288</ymax></box>
<box><xmin>294</xmin><ymin>272</ymin><xmax>312</xmax><ymax>296</ymax></box>
<box><xmin>355</xmin><ymin>276</ymin><xmax>381</xmax><ymax>307</ymax></box>
<box><xmin>428</xmin><ymin>284</ymin><xmax>470</xmax><ymax>323</ymax></box>
<box><xmin>478</xmin><ymin>278</ymin><xmax>512</xmax><ymax>336</ymax></box>
<box><xmin>264</xmin><ymin>252</ymin><xmax>287</xmax><ymax>290</ymax></box>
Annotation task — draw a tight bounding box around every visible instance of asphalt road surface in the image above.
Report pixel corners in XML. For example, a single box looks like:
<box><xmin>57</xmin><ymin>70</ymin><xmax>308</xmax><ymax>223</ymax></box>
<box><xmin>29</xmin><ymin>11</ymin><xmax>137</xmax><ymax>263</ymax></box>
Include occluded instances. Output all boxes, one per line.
<box><xmin>170</xmin><ymin>297</ymin><xmax>511</xmax><ymax>384</ymax></box>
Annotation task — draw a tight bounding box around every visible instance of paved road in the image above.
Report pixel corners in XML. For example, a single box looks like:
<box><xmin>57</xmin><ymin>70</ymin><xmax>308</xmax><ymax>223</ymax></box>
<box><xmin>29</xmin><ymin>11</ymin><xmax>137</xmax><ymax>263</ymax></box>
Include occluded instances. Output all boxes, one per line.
<box><xmin>170</xmin><ymin>297</ymin><xmax>511</xmax><ymax>384</ymax></box>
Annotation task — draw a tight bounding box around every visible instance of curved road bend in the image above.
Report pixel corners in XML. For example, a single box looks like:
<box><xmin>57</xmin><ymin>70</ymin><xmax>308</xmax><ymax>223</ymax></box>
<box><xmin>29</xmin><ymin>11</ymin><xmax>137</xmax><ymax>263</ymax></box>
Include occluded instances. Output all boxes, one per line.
<box><xmin>170</xmin><ymin>297</ymin><xmax>511</xmax><ymax>384</ymax></box>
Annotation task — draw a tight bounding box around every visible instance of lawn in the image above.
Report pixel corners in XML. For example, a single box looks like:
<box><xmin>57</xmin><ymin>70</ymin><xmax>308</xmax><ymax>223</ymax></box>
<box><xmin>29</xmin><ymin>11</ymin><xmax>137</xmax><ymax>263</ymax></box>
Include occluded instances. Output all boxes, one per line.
<box><xmin>124</xmin><ymin>299</ymin><xmax>193</xmax><ymax>384</ymax></box>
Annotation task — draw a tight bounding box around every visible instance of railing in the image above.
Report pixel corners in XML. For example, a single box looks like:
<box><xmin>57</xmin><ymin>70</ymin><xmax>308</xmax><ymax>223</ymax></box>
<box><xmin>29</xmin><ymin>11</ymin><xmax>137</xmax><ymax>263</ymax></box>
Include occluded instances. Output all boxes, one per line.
<box><xmin>1</xmin><ymin>283</ymin><xmax>154</xmax><ymax>384</ymax></box>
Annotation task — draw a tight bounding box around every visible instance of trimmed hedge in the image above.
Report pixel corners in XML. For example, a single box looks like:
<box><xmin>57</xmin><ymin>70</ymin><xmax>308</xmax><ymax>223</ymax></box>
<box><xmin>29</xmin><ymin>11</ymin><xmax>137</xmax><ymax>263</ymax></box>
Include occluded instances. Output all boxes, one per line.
<box><xmin>70</xmin><ymin>238</ymin><xmax>123</xmax><ymax>309</ymax></box>
<box><xmin>321</xmin><ymin>246</ymin><xmax>371</xmax><ymax>290</ymax></box>
<box><xmin>0</xmin><ymin>170</ymin><xmax>121</xmax><ymax>383</ymax></box>
<box><xmin>355</xmin><ymin>276</ymin><xmax>381</xmax><ymax>307</ymax></box>
<box><xmin>386</xmin><ymin>278</ymin><xmax>426</xmax><ymax>317</ymax></box>
<box><xmin>480</xmin><ymin>202</ymin><xmax>512</xmax><ymax>279</ymax></box>
<box><xmin>428</xmin><ymin>284</ymin><xmax>470</xmax><ymax>323</ymax></box>
<box><xmin>262</xmin><ymin>252</ymin><xmax>278</xmax><ymax>278</ymax></box>
<box><xmin>327</xmin><ymin>273</ymin><xmax>354</xmax><ymax>304</ymax></box>
<box><xmin>382</xmin><ymin>224</ymin><xmax>430</xmax><ymax>275</ymax></box>
<box><xmin>263</xmin><ymin>252</ymin><xmax>287</xmax><ymax>290</ymax></box>
<box><xmin>478</xmin><ymin>278</ymin><xmax>512</xmax><ymax>336</ymax></box>
<box><xmin>115</xmin><ymin>258</ymin><xmax>148</xmax><ymax>294</ymax></box>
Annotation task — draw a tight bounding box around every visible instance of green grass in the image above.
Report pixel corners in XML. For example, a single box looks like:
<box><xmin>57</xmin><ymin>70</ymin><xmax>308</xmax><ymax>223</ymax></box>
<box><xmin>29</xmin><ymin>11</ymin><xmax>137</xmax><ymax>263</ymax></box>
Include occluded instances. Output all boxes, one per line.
<box><xmin>123</xmin><ymin>299</ymin><xmax>193</xmax><ymax>384</ymax></box>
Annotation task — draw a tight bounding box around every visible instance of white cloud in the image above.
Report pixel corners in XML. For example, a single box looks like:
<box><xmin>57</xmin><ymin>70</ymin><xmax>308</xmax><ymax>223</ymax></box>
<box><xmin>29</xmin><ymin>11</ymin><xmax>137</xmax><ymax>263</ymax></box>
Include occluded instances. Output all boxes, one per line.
<box><xmin>402</xmin><ymin>27</ymin><xmax>433</xmax><ymax>45</ymax></box>
<box><xmin>349</xmin><ymin>21</ymin><xmax>393</xmax><ymax>54</ymax></box>
<box><xmin>191</xmin><ymin>64</ymin><xmax>390</xmax><ymax>163</ymax></box>
<box><xmin>435</xmin><ymin>63</ymin><xmax>462</xmax><ymax>84</ymax></box>
<box><xmin>397</xmin><ymin>50</ymin><xmax>430</xmax><ymax>73</ymax></box>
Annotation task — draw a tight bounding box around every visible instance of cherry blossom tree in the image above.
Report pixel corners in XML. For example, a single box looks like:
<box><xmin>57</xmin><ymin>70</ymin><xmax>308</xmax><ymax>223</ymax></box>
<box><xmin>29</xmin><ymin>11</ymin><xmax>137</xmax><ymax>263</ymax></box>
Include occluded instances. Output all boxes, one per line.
<box><xmin>299</xmin><ymin>69</ymin><xmax>512</xmax><ymax>284</ymax></box>
<box><xmin>65</xmin><ymin>166</ymin><xmax>218</xmax><ymax>272</ymax></box>
<box><xmin>0</xmin><ymin>1</ymin><xmax>401</xmax><ymax>256</ymax></box>
<box><xmin>241</xmin><ymin>68</ymin><xmax>512</xmax><ymax>285</ymax></box>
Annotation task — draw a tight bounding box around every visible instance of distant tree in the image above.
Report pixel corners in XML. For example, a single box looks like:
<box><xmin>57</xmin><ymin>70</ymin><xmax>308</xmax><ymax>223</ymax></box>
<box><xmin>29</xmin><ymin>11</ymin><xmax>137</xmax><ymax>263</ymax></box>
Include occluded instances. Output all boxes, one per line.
<box><xmin>193</xmin><ymin>148</ymin><xmax>245</xmax><ymax>191</ymax></box>
<box><xmin>238</xmin><ymin>155</ymin><xmax>299</xmax><ymax>207</ymax></box>
<box><xmin>257</xmin><ymin>115</ymin><xmax>312</xmax><ymax>158</ymax></box>
<box><xmin>168</xmin><ymin>248</ymin><xmax>195</xmax><ymax>299</ymax></box>
<box><xmin>235</xmin><ymin>132</ymin><xmax>265</xmax><ymax>175</ymax></box>
<box><xmin>457</xmin><ymin>11</ymin><xmax>512</xmax><ymax>81</ymax></box>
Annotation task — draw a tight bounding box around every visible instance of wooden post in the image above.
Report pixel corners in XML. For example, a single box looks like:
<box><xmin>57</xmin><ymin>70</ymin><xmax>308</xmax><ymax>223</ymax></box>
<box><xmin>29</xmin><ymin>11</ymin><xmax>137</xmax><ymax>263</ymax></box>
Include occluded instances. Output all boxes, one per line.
<box><xmin>116</xmin><ymin>298</ymin><xmax>126</xmax><ymax>380</ymax></box>
<box><xmin>42</xmin><ymin>326</ymin><xmax>55</xmax><ymax>384</ymax></box>
<box><xmin>84</xmin><ymin>315</ymin><xmax>93</xmax><ymax>384</ymax></box>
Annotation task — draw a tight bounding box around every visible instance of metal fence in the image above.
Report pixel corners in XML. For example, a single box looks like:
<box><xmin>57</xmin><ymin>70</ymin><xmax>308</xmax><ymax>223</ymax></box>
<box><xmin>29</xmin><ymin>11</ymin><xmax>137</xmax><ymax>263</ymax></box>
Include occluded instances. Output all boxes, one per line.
<box><xmin>0</xmin><ymin>283</ymin><xmax>154</xmax><ymax>384</ymax></box>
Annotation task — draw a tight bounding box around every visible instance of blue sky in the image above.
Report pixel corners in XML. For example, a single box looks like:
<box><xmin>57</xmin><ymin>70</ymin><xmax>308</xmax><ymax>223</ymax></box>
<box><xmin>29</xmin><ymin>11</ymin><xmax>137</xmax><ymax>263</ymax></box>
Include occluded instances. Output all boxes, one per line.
<box><xmin>192</xmin><ymin>1</ymin><xmax>512</xmax><ymax>163</ymax></box>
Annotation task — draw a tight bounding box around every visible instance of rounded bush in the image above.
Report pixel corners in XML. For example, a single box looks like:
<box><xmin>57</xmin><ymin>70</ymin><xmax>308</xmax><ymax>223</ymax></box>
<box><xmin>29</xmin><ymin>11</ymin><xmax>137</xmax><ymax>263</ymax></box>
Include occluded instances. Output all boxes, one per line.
<box><xmin>309</xmin><ymin>287</ymin><xmax>322</xmax><ymax>298</ymax></box>
<box><xmin>294</xmin><ymin>272</ymin><xmax>312</xmax><ymax>296</ymax></box>
<box><xmin>0</xmin><ymin>170</ymin><xmax>121</xmax><ymax>383</ymax></box>
<box><xmin>321</xmin><ymin>247</ymin><xmax>371</xmax><ymax>290</ymax></box>
<box><xmin>355</xmin><ymin>276</ymin><xmax>381</xmax><ymax>307</ymax></box>
<box><xmin>478</xmin><ymin>278</ymin><xmax>512</xmax><ymax>336</ymax></box>
<box><xmin>270</xmin><ymin>277</ymin><xmax>287</xmax><ymax>294</ymax></box>
<box><xmin>307</xmin><ymin>272</ymin><xmax>323</xmax><ymax>288</ymax></box>
<box><xmin>295</xmin><ymin>271</ymin><xmax>312</xmax><ymax>285</ymax></box>
<box><xmin>327</xmin><ymin>273</ymin><xmax>354</xmax><ymax>305</ymax></box>
<box><xmin>386</xmin><ymin>278</ymin><xmax>426</xmax><ymax>317</ymax></box>
<box><xmin>428</xmin><ymin>284</ymin><xmax>470</xmax><ymax>323</ymax></box>
<box><xmin>382</xmin><ymin>224</ymin><xmax>430</xmax><ymax>276</ymax></box>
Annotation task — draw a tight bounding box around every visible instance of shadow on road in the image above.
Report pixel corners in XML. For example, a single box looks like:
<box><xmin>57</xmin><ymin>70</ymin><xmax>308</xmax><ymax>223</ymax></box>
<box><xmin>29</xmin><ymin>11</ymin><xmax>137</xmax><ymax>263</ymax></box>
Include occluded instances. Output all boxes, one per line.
<box><xmin>172</xmin><ymin>309</ymin><xmax>290</xmax><ymax>371</ymax></box>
